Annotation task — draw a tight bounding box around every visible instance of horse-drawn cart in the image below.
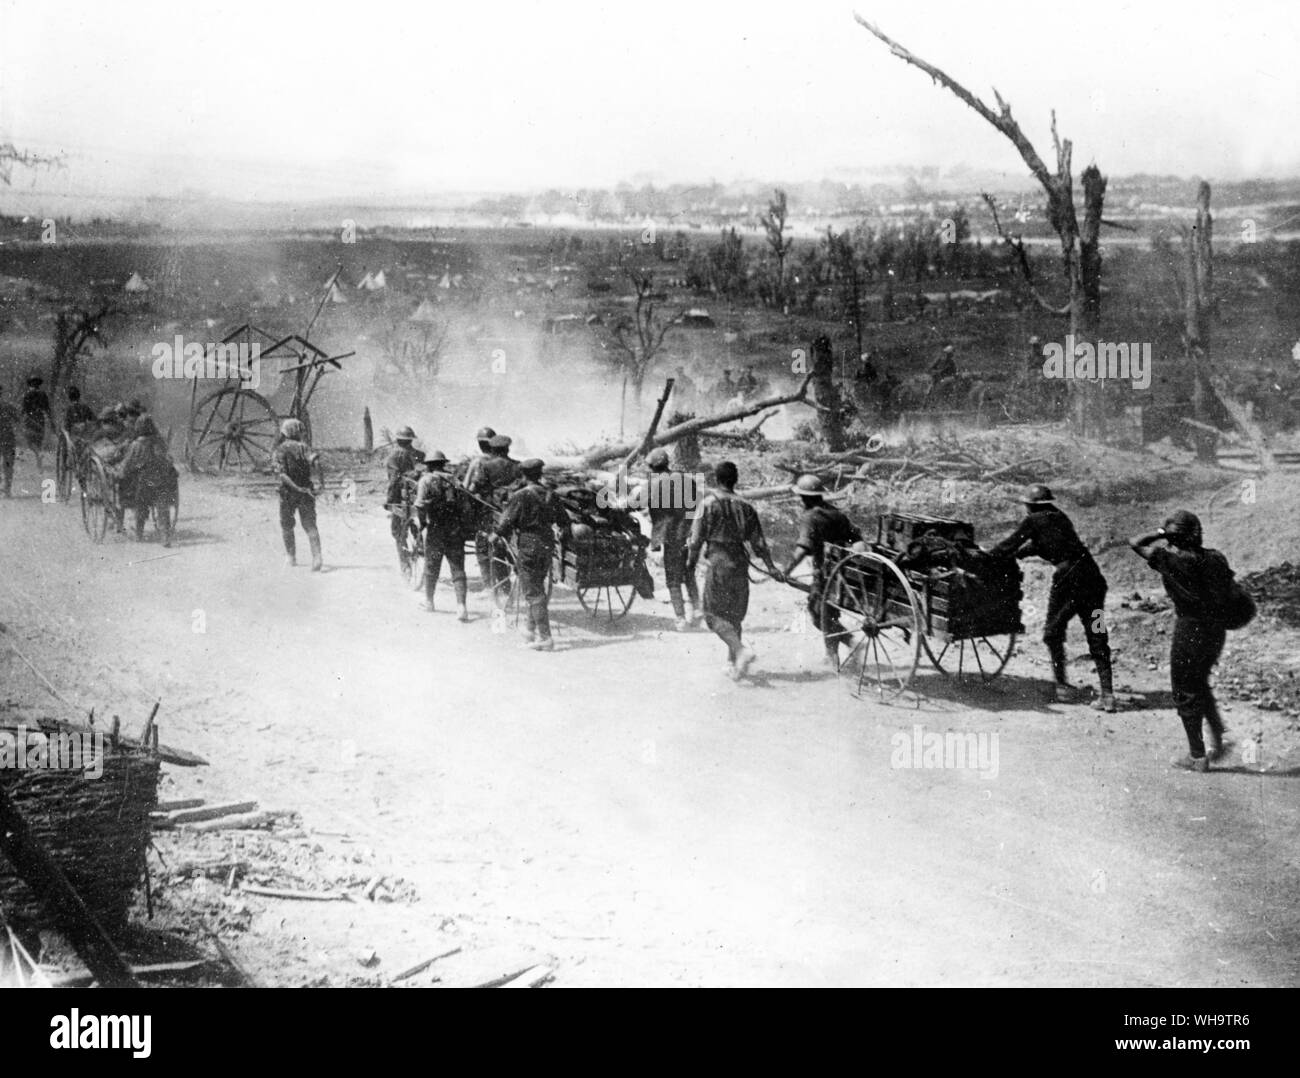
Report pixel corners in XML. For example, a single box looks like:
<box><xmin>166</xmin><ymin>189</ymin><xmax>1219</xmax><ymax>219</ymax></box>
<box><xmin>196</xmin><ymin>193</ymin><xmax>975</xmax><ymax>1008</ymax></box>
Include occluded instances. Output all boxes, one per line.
<box><xmin>69</xmin><ymin>434</ymin><xmax>178</xmax><ymax>544</ymax></box>
<box><xmin>820</xmin><ymin>512</ymin><xmax>1024</xmax><ymax>701</ymax></box>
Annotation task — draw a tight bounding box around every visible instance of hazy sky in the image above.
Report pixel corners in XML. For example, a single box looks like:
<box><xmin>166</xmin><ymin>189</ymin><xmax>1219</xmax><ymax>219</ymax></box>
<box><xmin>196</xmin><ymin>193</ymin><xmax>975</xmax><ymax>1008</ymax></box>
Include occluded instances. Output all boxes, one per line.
<box><xmin>1</xmin><ymin>0</ymin><xmax>1296</xmax><ymax>201</ymax></box>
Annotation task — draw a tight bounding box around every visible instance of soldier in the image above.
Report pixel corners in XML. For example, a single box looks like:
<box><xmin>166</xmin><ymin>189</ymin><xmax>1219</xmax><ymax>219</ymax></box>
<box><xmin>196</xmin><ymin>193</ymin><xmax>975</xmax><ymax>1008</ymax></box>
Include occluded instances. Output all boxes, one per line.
<box><xmin>63</xmin><ymin>386</ymin><xmax>96</xmax><ymax>433</ymax></box>
<box><xmin>1129</xmin><ymin>511</ymin><xmax>1240</xmax><ymax>772</ymax></box>
<box><xmin>462</xmin><ymin>424</ymin><xmax>498</xmax><ymax>584</ymax></box>
<box><xmin>19</xmin><ymin>376</ymin><xmax>51</xmax><ymax>470</ymax></box>
<box><xmin>0</xmin><ymin>384</ymin><xmax>19</xmax><ymax>498</ymax></box>
<box><xmin>780</xmin><ymin>474</ymin><xmax>862</xmax><ymax>669</ymax></box>
<box><xmin>113</xmin><ymin>416</ymin><xmax>177</xmax><ymax>547</ymax></box>
<box><xmin>384</xmin><ymin>425</ymin><xmax>425</xmax><ymax>574</ymax></box>
<box><xmin>645</xmin><ymin>447</ymin><xmax>699</xmax><ymax>630</ymax></box>
<box><xmin>685</xmin><ymin>461</ymin><xmax>782</xmax><ymax>679</ymax></box>
<box><xmin>714</xmin><ymin>369</ymin><xmax>737</xmax><ymax>406</ymax></box>
<box><xmin>929</xmin><ymin>344</ymin><xmax>958</xmax><ymax>382</ymax></box>
<box><xmin>496</xmin><ymin>458</ymin><xmax>569</xmax><ymax>650</ymax></box>
<box><xmin>414</xmin><ymin>450</ymin><xmax>470</xmax><ymax>622</ymax></box>
<box><xmin>467</xmin><ymin>432</ymin><xmax>521</xmax><ymax>603</ymax></box>
<box><xmin>735</xmin><ymin>365</ymin><xmax>759</xmax><ymax>398</ymax></box>
<box><xmin>672</xmin><ymin>366</ymin><xmax>697</xmax><ymax>413</ymax></box>
<box><xmin>273</xmin><ymin>418</ymin><xmax>322</xmax><ymax>571</ymax></box>
<box><xmin>989</xmin><ymin>484</ymin><xmax>1115</xmax><ymax>710</ymax></box>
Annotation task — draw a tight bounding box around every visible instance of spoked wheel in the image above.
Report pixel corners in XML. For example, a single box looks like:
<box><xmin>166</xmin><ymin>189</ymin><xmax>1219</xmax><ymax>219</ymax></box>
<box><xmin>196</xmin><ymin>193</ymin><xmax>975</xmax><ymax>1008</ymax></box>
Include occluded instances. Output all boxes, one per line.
<box><xmin>402</xmin><ymin>520</ymin><xmax>426</xmax><ymax>591</ymax></box>
<box><xmin>79</xmin><ymin>455</ymin><xmax>112</xmax><ymax>543</ymax></box>
<box><xmin>576</xmin><ymin>582</ymin><xmax>635</xmax><ymax>623</ymax></box>
<box><xmin>488</xmin><ymin>538</ymin><xmax>521</xmax><ymax>624</ymax></box>
<box><xmin>821</xmin><ymin>550</ymin><xmax>922</xmax><ymax>702</ymax></box>
<box><xmin>55</xmin><ymin>432</ymin><xmax>76</xmax><ymax>502</ymax></box>
<box><xmin>923</xmin><ymin>633</ymin><xmax>1018</xmax><ymax>683</ymax></box>
<box><xmin>186</xmin><ymin>387</ymin><xmax>279</xmax><ymax>473</ymax></box>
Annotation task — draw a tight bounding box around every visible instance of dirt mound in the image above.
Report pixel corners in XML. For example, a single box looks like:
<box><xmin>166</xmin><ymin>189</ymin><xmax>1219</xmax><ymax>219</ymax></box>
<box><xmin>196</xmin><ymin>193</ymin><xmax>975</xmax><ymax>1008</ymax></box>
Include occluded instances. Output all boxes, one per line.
<box><xmin>1241</xmin><ymin>562</ymin><xmax>1300</xmax><ymax>626</ymax></box>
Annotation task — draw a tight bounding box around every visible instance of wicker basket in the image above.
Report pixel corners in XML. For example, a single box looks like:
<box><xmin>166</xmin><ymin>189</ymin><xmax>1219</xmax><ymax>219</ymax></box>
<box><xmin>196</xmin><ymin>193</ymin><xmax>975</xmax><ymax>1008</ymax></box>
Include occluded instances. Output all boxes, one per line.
<box><xmin>0</xmin><ymin>719</ymin><xmax>160</xmax><ymax>937</ymax></box>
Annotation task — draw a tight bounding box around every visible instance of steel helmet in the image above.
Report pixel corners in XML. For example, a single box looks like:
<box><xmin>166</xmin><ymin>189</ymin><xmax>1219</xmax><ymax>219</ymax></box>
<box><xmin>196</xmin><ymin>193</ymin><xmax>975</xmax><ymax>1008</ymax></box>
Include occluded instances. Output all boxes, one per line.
<box><xmin>396</xmin><ymin>425</ymin><xmax>416</xmax><ymax>442</ymax></box>
<box><xmin>1019</xmin><ymin>484</ymin><xmax>1055</xmax><ymax>505</ymax></box>
<box><xmin>646</xmin><ymin>448</ymin><xmax>670</xmax><ymax>471</ymax></box>
<box><xmin>280</xmin><ymin>418</ymin><xmax>304</xmax><ymax>440</ymax></box>
<box><xmin>792</xmin><ymin>473</ymin><xmax>828</xmax><ymax>497</ymax></box>
<box><xmin>475</xmin><ymin>425</ymin><xmax>496</xmax><ymax>443</ymax></box>
<box><xmin>423</xmin><ymin>449</ymin><xmax>448</xmax><ymax>465</ymax></box>
<box><xmin>520</xmin><ymin>458</ymin><xmax>544</xmax><ymax>478</ymax></box>
<box><xmin>1162</xmin><ymin>510</ymin><xmax>1203</xmax><ymax>546</ymax></box>
<box><xmin>488</xmin><ymin>434</ymin><xmax>512</xmax><ymax>450</ymax></box>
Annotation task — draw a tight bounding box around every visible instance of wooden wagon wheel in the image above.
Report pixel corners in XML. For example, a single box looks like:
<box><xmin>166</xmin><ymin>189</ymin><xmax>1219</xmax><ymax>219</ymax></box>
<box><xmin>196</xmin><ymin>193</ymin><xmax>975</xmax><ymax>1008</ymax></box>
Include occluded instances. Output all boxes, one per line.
<box><xmin>402</xmin><ymin>517</ymin><xmax>426</xmax><ymax>591</ymax></box>
<box><xmin>923</xmin><ymin>632</ymin><xmax>1018</xmax><ymax>683</ymax></box>
<box><xmin>186</xmin><ymin>387</ymin><xmax>279</xmax><ymax>473</ymax></box>
<box><xmin>822</xmin><ymin>549</ymin><xmax>922</xmax><ymax>702</ymax></box>
<box><xmin>78</xmin><ymin>454</ymin><xmax>112</xmax><ymax>544</ymax></box>
<box><xmin>55</xmin><ymin>432</ymin><xmax>77</xmax><ymax>503</ymax></box>
<box><xmin>576</xmin><ymin>581</ymin><xmax>636</xmax><ymax>623</ymax></box>
<box><xmin>488</xmin><ymin>537</ymin><xmax>520</xmax><ymax>622</ymax></box>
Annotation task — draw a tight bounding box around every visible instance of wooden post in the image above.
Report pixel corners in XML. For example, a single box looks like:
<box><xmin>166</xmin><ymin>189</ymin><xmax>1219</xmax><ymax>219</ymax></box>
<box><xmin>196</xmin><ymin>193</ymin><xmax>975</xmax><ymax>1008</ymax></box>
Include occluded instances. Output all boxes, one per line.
<box><xmin>622</xmin><ymin>378</ymin><xmax>675</xmax><ymax>470</ymax></box>
<box><xmin>0</xmin><ymin>783</ymin><xmax>139</xmax><ymax>988</ymax></box>
<box><xmin>363</xmin><ymin>407</ymin><xmax>374</xmax><ymax>452</ymax></box>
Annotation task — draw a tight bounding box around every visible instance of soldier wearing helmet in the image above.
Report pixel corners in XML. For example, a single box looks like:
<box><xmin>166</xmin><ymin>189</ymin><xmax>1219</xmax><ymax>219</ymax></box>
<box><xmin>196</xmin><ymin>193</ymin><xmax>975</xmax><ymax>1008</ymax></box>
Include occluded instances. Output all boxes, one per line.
<box><xmin>1130</xmin><ymin>510</ymin><xmax>1240</xmax><ymax>771</ymax></box>
<box><xmin>989</xmin><ymin>484</ymin><xmax>1115</xmax><ymax>710</ymax></box>
<box><xmin>384</xmin><ymin>424</ymin><xmax>425</xmax><ymax>575</ymax></box>
<box><xmin>496</xmin><ymin>458</ymin><xmax>570</xmax><ymax>649</ymax></box>
<box><xmin>644</xmin><ymin>447</ymin><xmax>700</xmax><ymax>630</ymax></box>
<box><xmin>466</xmin><ymin>433</ymin><xmax>521</xmax><ymax>602</ymax></box>
<box><xmin>273</xmin><ymin>417</ymin><xmax>323</xmax><ymax>570</ymax></box>
<box><xmin>414</xmin><ymin>449</ymin><xmax>471</xmax><ymax>622</ymax></box>
<box><xmin>780</xmin><ymin>474</ymin><xmax>863</xmax><ymax>669</ymax></box>
<box><xmin>19</xmin><ymin>376</ymin><xmax>51</xmax><ymax>470</ymax></box>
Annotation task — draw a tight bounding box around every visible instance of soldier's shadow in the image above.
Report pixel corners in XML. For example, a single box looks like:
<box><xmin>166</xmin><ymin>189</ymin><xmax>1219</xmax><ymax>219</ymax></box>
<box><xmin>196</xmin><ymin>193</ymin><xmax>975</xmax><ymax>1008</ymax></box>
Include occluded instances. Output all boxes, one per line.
<box><xmin>900</xmin><ymin>671</ymin><xmax>1061</xmax><ymax>714</ymax></box>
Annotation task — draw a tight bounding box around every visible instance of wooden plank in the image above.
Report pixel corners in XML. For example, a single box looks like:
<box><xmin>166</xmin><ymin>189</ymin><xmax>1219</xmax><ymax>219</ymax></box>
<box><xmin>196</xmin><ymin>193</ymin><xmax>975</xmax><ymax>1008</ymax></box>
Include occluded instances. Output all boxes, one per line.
<box><xmin>390</xmin><ymin>945</ymin><xmax>463</xmax><ymax>984</ymax></box>
<box><xmin>166</xmin><ymin>800</ymin><xmax>258</xmax><ymax>825</ymax></box>
<box><xmin>187</xmin><ymin>810</ymin><xmax>290</xmax><ymax>833</ymax></box>
<box><xmin>239</xmin><ymin>884</ymin><xmax>349</xmax><ymax>901</ymax></box>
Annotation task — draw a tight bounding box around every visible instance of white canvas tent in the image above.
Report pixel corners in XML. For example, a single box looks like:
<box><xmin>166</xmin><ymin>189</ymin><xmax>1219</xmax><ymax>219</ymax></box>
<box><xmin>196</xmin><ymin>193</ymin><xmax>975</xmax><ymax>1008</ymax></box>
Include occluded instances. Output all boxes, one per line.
<box><xmin>409</xmin><ymin>299</ymin><xmax>441</xmax><ymax>324</ymax></box>
<box><xmin>123</xmin><ymin>271</ymin><xmax>149</xmax><ymax>293</ymax></box>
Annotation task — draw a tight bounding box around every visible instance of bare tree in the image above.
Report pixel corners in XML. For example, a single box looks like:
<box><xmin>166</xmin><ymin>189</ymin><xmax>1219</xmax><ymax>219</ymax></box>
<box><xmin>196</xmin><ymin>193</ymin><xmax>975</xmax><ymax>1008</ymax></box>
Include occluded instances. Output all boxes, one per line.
<box><xmin>51</xmin><ymin>303</ymin><xmax>115</xmax><ymax>396</ymax></box>
<box><xmin>603</xmin><ymin>267</ymin><xmax>681</xmax><ymax>409</ymax></box>
<box><xmin>855</xmin><ymin>15</ymin><xmax>1111</xmax><ymax>435</ymax></box>
<box><xmin>759</xmin><ymin>189</ymin><xmax>794</xmax><ymax>308</ymax></box>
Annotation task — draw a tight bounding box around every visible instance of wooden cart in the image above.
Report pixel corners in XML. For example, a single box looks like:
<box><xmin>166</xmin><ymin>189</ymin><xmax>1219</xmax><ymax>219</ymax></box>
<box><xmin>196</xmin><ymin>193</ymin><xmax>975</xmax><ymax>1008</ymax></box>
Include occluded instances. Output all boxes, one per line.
<box><xmin>819</xmin><ymin>512</ymin><xmax>1024</xmax><ymax>701</ymax></box>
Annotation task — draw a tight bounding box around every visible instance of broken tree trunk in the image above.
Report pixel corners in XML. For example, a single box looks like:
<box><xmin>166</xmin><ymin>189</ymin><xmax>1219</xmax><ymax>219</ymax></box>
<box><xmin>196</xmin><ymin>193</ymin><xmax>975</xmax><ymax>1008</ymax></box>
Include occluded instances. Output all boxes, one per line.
<box><xmin>570</xmin><ymin>373</ymin><xmax>814</xmax><ymax>470</ymax></box>
<box><xmin>0</xmin><ymin>782</ymin><xmax>139</xmax><ymax>988</ymax></box>
<box><xmin>811</xmin><ymin>335</ymin><xmax>847</xmax><ymax>451</ymax></box>
<box><xmin>622</xmin><ymin>378</ymin><xmax>675</xmax><ymax>470</ymax></box>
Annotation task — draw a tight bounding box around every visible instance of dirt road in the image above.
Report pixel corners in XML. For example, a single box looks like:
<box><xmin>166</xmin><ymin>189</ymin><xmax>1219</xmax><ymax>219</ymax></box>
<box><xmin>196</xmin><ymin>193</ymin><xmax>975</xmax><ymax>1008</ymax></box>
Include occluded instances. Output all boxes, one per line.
<box><xmin>2</xmin><ymin>461</ymin><xmax>1297</xmax><ymax>986</ymax></box>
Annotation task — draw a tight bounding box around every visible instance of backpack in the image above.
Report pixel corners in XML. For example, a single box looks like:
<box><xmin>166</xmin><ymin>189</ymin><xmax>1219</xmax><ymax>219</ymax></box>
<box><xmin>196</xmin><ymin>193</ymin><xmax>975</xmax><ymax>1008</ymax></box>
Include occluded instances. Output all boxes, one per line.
<box><xmin>1215</xmin><ymin>580</ymin><xmax>1257</xmax><ymax>631</ymax></box>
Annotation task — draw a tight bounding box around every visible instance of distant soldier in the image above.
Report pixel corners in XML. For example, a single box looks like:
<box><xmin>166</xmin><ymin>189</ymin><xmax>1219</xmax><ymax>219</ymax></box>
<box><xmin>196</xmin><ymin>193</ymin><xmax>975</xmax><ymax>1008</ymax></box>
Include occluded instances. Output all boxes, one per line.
<box><xmin>714</xmin><ymin>369</ymin><xmax>737</xmax><ymax>406</ymax></box>
<box><xmin>384</xmin><ymin>425</ymin><xmax>425</xmax><ymax>574</ymax></box>
<box><xmin>113</xmin><ymin>416</ymin><xmax>177</xmax><ymax>547</ymax></box>
<box><xmin>19</xmin><ymin>376</ymin><xmax>51</xmax><ymax>469</ymax></box>
<box><xmin>496</xmin><ymin>458</ymin><xmax>569</xmax><ymax>650</ymax></box>
<box><xmin>1130</xmin><ymin>511</ymin><xmax>1247</xmax><ymax>772</ymax></box>
<box><xmin>273</xmin><ymin>418</ymin><xmax>323</xmax><ymax>571</ymax></box>
<box><xmin>63</xmin><ymin>386</ymin><xmax>96</xmax><ymax>433</ymax></box>
<box><xmin>0</xmin><ymin>384</ymin><xmax>19</xmax><ymax>498</ymax></box>
<box><xmin>686</xmin><ymin>461</ymin><xmax>782</xmax><ymax>679</ymax></box>
<box><xmin>645</xmin><ymin>447</ymin><xmax>699</xmax><ymax>630</ymax></box>
<box><xmin>415</xmin><ymin>450</ymin><xmax>470</xmax><ymax>622</ymax></box>
<box><xmin>989</xmin><ymin>484</ymin><xmax>1115</xmax><ymax>710</ymax></box>
<box><xmin>780</xmin><ymin>474</ymin><xmax>862</xmax><ymax>669</ymax></box>
<box><xmin>462</xmin><ymin>424</ymin><xmax>498</xmax><ymax>584</ymax></box>
<box><xmin>466</xmin><ymin>432</ymin><xmax>521</xmax><ymax>603</ymax></box>
<box><xmin>735</xmin><ymin>365</ymin><xmax>759</xmax><ymax>398</ymax></box>
<box><xmin>929</xmin><ymin>343</ymin><xmax>958</xmax><ymax>385</ymax></box>
<box><xmin>672</xmin><ymin>366</ymin><xmax>697</xmax><ymax>413</ymax></box>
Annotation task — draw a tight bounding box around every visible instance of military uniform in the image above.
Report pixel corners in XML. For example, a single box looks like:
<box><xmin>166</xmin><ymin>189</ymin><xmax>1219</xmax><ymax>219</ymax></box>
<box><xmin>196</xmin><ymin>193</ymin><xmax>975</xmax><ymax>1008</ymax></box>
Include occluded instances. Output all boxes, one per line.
<box><xmin>687</xmin><ymin>489</ymin><xmax>773</xmax><ymax>655</ymax></box>
<box><xmin>467</xmin><ymin>451</ymin><xmax>521</xmax><ymax>598</ymax></box>
<box><xmin>64</xmin><ymin>401</ymin><xmax>96</xmax><ymax>431</ymax></box>
<box><xmin>991</xmin><ymin>502</ymin><xmax>1113</xmax><ymax>698</ymax></box>
<box><xmin>497</xmin><ymin>476</ymin><xmax>568</xmax><ymax>643</ymax></box>
<box><xmin>794</xmin><ymin>501</ymin><xmax>862</xmax><ymax>649</ymax></box>
<box><xmin>0</xmin><ymin>397</ymin><xmax>18</xmax><ymax>497</ymax></box>
<box><xmin>1146</xmin><ymin>544</ymin><xmax>1235</xmax><ymax>760</ymax></box>
<box><xmin>415</xmin><ymin>466</ymin><xmax>470</xmax><ymax>612</ymax></box>
<box><xmin>274</xmin><ymin>436</ymin><xmax>322</xmax><ymax>569</ymax></box>
<box><xmin>646</xmin><ymin>468</ymin><xmax>700</xmax><ymax>621</ymax></box>
<box><xmin>115</xmin><ymin>425</ymin><xmax>177</xmax><ymax>545</ymax></box>
<box><xmin>385</xmin><ymin>443</ymin><xmax>425</xmax><ymax>570</ymax></box>
<box><xmin>19</xmin><ymin>384</ymin><xmax>50</xmax><ymax>455</ymax></box>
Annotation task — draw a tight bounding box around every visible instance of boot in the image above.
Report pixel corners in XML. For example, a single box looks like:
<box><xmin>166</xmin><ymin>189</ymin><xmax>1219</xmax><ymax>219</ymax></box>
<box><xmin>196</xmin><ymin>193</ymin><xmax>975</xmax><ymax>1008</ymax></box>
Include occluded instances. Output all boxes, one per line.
<box><xmin>824</xmin><ymin>640</ymin><xmax>841</xmax><ymax>671</ymax></box>
<box><xmin>1092</xmin><ymin>668</ymin><xmax>1117</xmax><ymax>712</ymax></box>
<box><xmin>308</xmin><ymin>530</ymin><xmax>323</xmax><ymax>572</ymax></box>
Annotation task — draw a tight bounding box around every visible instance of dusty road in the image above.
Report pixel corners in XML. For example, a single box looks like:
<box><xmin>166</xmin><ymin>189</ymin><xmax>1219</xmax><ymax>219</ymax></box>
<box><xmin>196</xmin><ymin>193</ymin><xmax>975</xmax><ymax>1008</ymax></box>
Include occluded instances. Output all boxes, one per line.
<box><xmin>1</xmin><ymin>460</ymin><xmax>1297</xmax><ymax>987</ymax></box>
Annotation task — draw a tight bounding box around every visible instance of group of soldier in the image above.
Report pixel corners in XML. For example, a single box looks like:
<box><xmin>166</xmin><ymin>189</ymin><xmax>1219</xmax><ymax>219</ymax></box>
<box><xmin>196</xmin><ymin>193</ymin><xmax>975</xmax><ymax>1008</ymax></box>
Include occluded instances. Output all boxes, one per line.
<box><xmin>0</xmin><ymin>378</ymin><xmax>177</xmax><ymax>546</ymax></box>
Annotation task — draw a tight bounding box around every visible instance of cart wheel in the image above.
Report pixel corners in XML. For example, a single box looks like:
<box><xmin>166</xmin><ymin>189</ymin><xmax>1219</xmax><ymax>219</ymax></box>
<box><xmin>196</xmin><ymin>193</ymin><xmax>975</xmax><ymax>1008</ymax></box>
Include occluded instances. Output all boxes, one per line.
<box><xmin>403</xmin><ymin>521</ymin><xmax>426</xmax><ymax>591</ymax></box>
<box><xmin>79</xmin><ymin>455</ymin><xmax>112</xmax><ymax>544</ymax></box>
<box><xmin>55</xmin><ymin>432</ymin><xmax>76</xmax><ymax>503</ymax></box>
<box><xmin>186</xmin><ymin>387</ymin><xmax>279</xmax><ymax>473</ymax></box>
<box><xmin>576</xmin><ymin>583</ymin><xmax>635</xmax><ymax>623</ymax></box>
<box><xmin>488</xmin><ymin>539</ymin><xmax>521</xmax><ymax>624</ymax></box>
<box><xmin>822</xmin><ymin>549</ymin><xmax>922</xmax><ymax>702</ymax></box>
<box><xmin>923</xmin><ymin>633</ymin><xmax>1018</xmax><ymax>683</ymax></box>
